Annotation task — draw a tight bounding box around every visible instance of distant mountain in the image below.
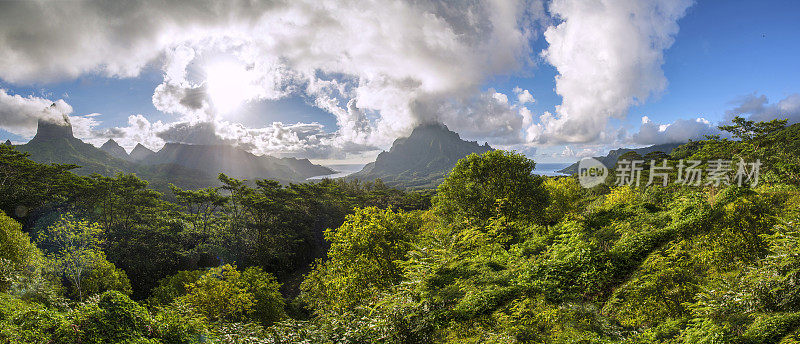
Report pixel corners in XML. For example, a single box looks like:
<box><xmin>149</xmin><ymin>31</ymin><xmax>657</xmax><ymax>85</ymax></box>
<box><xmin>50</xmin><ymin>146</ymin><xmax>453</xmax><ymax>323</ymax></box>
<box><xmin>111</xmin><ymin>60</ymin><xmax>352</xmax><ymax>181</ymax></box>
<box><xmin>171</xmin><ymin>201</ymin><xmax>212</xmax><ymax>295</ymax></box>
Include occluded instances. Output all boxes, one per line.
<box><xmin>349</xmin><ymin>123</ymin><xmax>493</xmax><ymax>189</ymax></box>
<box><xmin>3</xmin><ymin>140</ymin><xmax>11</xmax><ymax>146</ymax></box>
<box><xmin>140</xmin><ymin>142</ymin><xmax>335</xmax><ymax>182</ymax></box>
<box><xmin>16</xmin><ymin>118</ymin><xmax>216</xmax><ymax>191</ymax></box>
<box><xmin>18</xmin><ymin>118</ymin><xmax>136</xmax><ymax>176</ymax></box>
<box><xmin>15</xmin><ymin>116</ymin><xmax>340</xmax><ymax>189</ymax></box>
<box><xmin>558</xmin><ymin>143</ymin><xmax>683</xmax><ymax>175</ymax></box>
<box><xmin>279</xmin><ymin>157</ymin><xmax>338</xmax><ymax>179</ymax></box>
<box><xmin>100</xmin><ymin>139</ymin><xmax>130</xmax><ymax>161</ymax></box>
<box><xmin>129</xmin><ymin>143</ymin><xmax>155</xmax><ymax>162</ymax></box>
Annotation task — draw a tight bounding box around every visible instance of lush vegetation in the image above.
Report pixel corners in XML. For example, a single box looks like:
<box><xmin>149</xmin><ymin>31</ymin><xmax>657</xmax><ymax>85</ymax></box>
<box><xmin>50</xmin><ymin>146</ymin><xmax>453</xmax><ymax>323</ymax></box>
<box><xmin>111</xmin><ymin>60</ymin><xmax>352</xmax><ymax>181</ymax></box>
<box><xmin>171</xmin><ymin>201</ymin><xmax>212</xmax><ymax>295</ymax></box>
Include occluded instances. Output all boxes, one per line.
<box><xmin>1</xmin><ymin>118</ymin><xmax>800</xmax><ymax>343</ymax></box>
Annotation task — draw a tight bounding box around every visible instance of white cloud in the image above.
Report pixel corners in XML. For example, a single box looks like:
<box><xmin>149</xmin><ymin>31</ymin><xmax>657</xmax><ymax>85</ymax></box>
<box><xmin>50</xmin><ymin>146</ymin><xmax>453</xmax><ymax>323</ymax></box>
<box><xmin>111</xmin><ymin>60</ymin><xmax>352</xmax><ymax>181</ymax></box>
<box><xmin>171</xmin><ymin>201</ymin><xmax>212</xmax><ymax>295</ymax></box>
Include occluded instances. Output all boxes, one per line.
<box><xmin>0</xmin><ymin>1</ymin><xmax>279</xmax><ymax>83</ymax></box>
<box><xmin>559</xmin><ymin>145</ymin><xmax>600</xmax><ymax>158</ymax></box>
<box><xmin>1</xmin><ymin>0</ymin><xmax>718</xmax><ymax>159</ymax></box>
<box><xmin>0</xmin><ymin>0</ymin><xmax>548</xmax><ymax>156</ymax></box>
<box><xmin>420</xmin><ymin>88</ymin><xmax>534</xmax><ymax>145</ymax></box>
<box><xmin>0</xmin><ymin>89</ymin><xmax>74</xmax><ymax>136</ymax></box>
<box><xmin>91</xmin><ymin>116</ymin><xmax>372</xmax><ymax>160</ymax></box>
<box><xmin>632</xmin><ymin>116</ymin><xmax>717</xmax><ymax>145</ymax></box>
<box><xmin>513</xmin><ymin>87</ymin><xmax>535</xmax><ymax>104</ymax></box>
<box><xmin>0</xmin><ymin>85</ymin><xmax>375</xmax><ymax>159</ymax></box>
<box><xmin>68</xmin><ymin>114</ymin><xmax>103</xmax><ymax>143</ymax></box>
<box><xmin>529</xmin><ymin>144</ymin><xmax>605</xmax><ymax>162</ymax></box>
<box><xmin>528</xmin><ymin>0</ymin><xmax>693</xmax><ymax>143</ymax></box>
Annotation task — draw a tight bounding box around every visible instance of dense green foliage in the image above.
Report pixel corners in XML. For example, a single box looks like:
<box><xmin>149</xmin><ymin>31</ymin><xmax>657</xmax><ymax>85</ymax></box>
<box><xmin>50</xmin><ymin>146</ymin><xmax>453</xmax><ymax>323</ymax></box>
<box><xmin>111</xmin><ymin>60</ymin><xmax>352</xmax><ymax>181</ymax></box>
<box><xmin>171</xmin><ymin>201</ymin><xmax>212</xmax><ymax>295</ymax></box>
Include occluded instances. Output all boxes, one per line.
<box><xmin>301</xmin><ymin>207</ymin><xmax>423</xmax><ymax>312</ymax></box>
<box><xmin>0</xmin><ymin>211</ymin><xmax>45</xmax><ymax>294</ymax></box>
<box><xmin>1</xmin><ymin>118</ymin><xmax>800</xmax><ymax>343</ymax></box>
<box><xmin>434</xmin><ymin>150</ymin><xmax>548</xmax><ymax>224</ymax></box>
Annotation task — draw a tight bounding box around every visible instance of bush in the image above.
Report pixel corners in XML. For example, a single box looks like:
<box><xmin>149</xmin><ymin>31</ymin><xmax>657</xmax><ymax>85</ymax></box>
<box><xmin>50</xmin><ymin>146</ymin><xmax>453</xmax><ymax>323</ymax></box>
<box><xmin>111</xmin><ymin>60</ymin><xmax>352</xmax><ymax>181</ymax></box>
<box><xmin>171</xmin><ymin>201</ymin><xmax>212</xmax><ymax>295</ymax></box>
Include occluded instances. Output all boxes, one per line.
<box><xmin>0</xmin><ymin>211</ymin><xmax>45</xmax><ymax>293</ymax></box>
<box><xmin>180</xmin><ymin>264</ymin><xmax>285</xmax><ymax>325</ymax></box>
<box><xmin>240</xmin><ymin>266</ymin><xmax>285</xmax><ymax>326</ymax></box>
<box><xmin>79</xmin><ymin>257</ymin><xmax>133</xmax><ymax>298</ymax></box>
<box><xmin>53</xmin><ymin>291</ymin><xmax>155</xmax><ymax>343</ymax></box>
<box><xmin>153</xmin><ymin>300</ymin><xmax>210</xmax><ymax>344</ymax></box>
<box><xmin>147</xmin><ymin>269</ymin><xmax>205</xmax><ymax>307</ymax></box>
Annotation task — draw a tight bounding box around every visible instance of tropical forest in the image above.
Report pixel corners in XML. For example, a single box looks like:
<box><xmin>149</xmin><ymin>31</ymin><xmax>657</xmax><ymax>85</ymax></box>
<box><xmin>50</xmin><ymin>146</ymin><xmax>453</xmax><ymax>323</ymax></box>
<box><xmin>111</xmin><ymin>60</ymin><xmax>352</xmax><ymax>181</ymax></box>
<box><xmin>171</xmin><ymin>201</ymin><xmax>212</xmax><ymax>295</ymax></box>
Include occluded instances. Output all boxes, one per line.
<box><xmin>1</xmin><ymin>117</ymin><xmax>799</xmax><ymax>343</ymax></box>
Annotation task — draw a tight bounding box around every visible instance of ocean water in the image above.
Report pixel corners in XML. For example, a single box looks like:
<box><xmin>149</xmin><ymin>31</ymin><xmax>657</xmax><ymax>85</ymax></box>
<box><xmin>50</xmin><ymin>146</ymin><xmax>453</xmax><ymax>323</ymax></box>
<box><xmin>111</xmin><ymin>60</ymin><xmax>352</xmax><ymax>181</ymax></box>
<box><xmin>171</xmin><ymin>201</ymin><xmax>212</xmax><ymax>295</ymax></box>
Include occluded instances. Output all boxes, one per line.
<box><xmin>306</xmin><ymin>163</ymin><xmax>366</xmax><ymax>180</ymax></box>
<box><xmin>534</xmin><ymin>163</ymin><xmax>571</xmax><ymax>176</ymax></box>
<box><xmin>307</xmin><ymin>162</ymin><xmax>571</xmax><ymax>181</ymax></box>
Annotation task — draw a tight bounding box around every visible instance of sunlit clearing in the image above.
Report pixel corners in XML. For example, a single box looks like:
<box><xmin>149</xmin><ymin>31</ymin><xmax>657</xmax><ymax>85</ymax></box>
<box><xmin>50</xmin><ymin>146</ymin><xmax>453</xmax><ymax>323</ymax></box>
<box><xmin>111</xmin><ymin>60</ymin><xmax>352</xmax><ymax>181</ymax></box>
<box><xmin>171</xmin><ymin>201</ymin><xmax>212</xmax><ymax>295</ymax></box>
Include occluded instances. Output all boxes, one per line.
<box><xmin>205</xmin><ymin>61</ymin><xmax>251</xmax><ymax>115</ymax></box>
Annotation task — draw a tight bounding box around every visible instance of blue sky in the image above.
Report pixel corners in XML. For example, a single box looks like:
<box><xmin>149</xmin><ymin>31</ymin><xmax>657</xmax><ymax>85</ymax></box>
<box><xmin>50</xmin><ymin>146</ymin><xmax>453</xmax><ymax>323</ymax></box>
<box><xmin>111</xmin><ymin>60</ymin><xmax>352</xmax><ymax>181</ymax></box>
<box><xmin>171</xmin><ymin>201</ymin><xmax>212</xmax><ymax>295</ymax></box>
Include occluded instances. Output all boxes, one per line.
<box><xmin>1</xmin><ymin>0</ymin><xmax>798</xmax><ymax>163</ymax></box>
<box><xmin>629</xmin><ymin>0</ymin><xmax>800</xmax><ymax>125</ymax></box>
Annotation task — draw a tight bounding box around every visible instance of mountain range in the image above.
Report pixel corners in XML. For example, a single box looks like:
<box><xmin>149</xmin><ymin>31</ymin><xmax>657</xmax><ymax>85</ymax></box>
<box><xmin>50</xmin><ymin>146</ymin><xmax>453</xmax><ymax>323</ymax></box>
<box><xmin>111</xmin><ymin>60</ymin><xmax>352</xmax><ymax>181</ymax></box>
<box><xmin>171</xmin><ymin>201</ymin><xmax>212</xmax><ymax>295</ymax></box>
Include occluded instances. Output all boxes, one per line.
<box><xmin>348</xmin><ymin>123</ymin><xmax>493</xmax><ymax>189</ymax></box>
<box><xmin>8</xmin><ymin>117</ymin><xmax>700</xmax><ymax>191</ymax></box>
<box><xmin>13</xmin><ymin>118</ymin><xmax>335</xmax><ymax>191</ymax></box>
<box><xmin>141</xmin><ymin>142</ymin><xmax>333</xmax><ymax>181</ymax></box>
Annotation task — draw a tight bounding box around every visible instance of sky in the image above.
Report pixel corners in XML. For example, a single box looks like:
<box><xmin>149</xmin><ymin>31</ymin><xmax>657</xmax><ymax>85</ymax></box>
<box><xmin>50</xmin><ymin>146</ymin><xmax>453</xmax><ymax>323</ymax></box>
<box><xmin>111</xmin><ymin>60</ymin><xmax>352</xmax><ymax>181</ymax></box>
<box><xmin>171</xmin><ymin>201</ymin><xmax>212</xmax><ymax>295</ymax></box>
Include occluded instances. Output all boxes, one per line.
<box><xmin>0</xmin><ymin>0</ymin><xmax>798</xmax><ymax>164</ymax></box>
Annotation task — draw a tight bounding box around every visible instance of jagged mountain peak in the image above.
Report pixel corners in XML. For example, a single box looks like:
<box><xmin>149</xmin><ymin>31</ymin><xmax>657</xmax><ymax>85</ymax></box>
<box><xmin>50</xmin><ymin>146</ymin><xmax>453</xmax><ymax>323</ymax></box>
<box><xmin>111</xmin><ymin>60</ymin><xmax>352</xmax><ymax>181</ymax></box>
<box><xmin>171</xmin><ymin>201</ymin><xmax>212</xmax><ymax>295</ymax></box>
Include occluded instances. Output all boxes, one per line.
<box><xmin>129</xmin><ymin>143</ymin><xmax>156</xmax><ymax>162</ymax></box>
<box><xmin>349</xmin><ymin>122</ymin><xmax>493</xmax><ymax>189</ymax></box>
<box><xmin>100</xmin><ymin>139</ymin><xmax>130</xmax><ymax>160</ymax></box>
<box><xmin>3</xmin><ymin>139</ymin><xmax>11</xmax><ymax>146</ymax></box>
<box><xmin>101</xmin><ymin>139</ymin><xmax>123</xmax><ymax>149</ymax></box>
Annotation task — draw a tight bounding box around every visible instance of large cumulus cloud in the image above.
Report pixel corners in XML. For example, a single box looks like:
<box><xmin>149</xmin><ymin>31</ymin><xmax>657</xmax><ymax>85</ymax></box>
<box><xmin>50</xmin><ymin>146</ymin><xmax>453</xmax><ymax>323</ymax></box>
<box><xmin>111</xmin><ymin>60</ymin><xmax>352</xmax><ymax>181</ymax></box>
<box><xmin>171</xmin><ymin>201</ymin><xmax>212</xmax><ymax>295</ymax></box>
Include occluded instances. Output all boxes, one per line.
<box><xmin>3</xmin><ymin>0</ymin><xmax>736</xmax><ymax>162</ymax></box>
<box><xmin>528</xmin><ymin>0</ymin><xmax>693</xmax><ymax>143</ymax></box>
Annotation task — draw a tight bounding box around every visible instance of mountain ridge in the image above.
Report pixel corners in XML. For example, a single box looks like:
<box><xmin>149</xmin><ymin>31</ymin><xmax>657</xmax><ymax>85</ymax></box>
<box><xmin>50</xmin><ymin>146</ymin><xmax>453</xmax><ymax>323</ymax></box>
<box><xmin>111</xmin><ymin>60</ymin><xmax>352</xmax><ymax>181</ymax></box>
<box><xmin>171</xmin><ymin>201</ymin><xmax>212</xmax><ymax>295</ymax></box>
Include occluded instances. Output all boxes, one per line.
<box><xmin>13</xmin><ymin>118</ymin><xmax>335</xmax><ymax>190</ymax></box>
<box><xmin>140</xmin><ymin>142</ymin><xmax>335</xmax><ymax>182</ymax></box>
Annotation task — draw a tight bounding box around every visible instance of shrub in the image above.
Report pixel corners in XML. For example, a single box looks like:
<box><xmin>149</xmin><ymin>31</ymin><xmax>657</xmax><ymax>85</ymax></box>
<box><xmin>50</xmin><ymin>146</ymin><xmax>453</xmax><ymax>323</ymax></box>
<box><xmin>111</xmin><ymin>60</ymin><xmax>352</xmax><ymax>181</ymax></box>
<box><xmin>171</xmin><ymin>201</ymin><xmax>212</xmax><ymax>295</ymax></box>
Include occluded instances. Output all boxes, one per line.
<box><xmin>180</xmin><ymin>264</ymin><xmax>285</xmax><ymax>325</ymax></box>
<box><xmin>53</xmin><ymin>291</ymin><xmax>155</xmax><ymax>343</ymax></box>
<box><xmin>147</xmin><ymin>269</ymin><xmax>205</xmax><ymax>307</ymax></box>
<box><xmin>0</xmin><ymin>211</ymin><xmax>44</xmax><ymax>293</ymax></box>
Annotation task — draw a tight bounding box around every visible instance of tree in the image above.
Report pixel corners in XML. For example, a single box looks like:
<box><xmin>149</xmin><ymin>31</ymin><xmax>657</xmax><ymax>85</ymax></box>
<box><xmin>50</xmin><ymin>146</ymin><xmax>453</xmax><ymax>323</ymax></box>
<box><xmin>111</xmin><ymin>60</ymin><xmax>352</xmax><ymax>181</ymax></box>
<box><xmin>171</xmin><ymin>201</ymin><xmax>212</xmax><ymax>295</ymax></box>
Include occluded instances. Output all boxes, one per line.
<box><xmin>181</xmin><ymin>265</ymin><xmax>254</xmax><ymax>322</ymax></box>
<box><xmin>69</xmin><ymin>174</ymin><xmax>216</xmax><ymax>299</ymax></box>
<box><xmin>301</xmin><ymin>207</ymin><xmax>422</xmax><ymax>312</ymax></box>
<box><xmin>170</xmin><ymin>184</ymin><xmax>228</xmax><ymax>234</ymax></box>
<box><xmin>37</xmin><ymin>214</ymin><xmax>129</xmax><ymax>300</ymax></box>
<box><xmin>433</xmin><ymin>150</ymin><xmax>549</xmax><ymax>224</ymax></box>
<box><xmin>147</xmin><ymin>270</ymin><xmax>206</xmax><ymax>307</ymax></box>
<box><xmin>719</xmin><ymin>116</ymin><xmax>787</xmax><ymax>144</ymax></box>
<box><xmin>0</xmin><ymin>145</ymin><xmax>80</xmax><ymax>219</ymax></box>
<box><xmin>240</xmin><ymin>266</ymin><xmax>285</xmax><ymax>326</ymax></box>
<box><xmin>618</xmin><ymin>151</ymin><xmax>643</xmax><ymax>163</ymax></box>
<box><xmin>643</xmin><ymin>151</ymin><xmax>670</xmax><ymax>164</ymax></box>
